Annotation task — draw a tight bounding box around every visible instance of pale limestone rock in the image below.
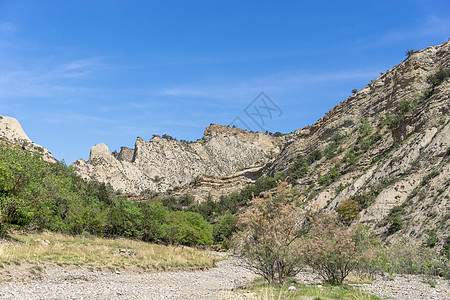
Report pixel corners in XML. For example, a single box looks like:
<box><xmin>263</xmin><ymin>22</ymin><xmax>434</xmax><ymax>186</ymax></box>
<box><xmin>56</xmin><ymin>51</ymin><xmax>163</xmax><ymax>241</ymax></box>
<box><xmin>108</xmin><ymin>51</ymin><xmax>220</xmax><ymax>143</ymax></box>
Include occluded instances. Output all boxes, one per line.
<box><xmin>0</xmin><ymin>115</ymin><xmax>56</xmax><ymax>162</ymax></box>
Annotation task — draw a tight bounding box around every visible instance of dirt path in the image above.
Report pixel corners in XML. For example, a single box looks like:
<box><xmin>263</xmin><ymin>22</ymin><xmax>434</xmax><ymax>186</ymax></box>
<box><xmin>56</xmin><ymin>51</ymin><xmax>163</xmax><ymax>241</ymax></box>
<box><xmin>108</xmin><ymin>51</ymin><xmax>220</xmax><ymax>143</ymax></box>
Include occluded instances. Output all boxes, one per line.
<box><xmin>0</xmin><ymin>255</ymin><xmax>256</xmax><ymax>300</ymax></box>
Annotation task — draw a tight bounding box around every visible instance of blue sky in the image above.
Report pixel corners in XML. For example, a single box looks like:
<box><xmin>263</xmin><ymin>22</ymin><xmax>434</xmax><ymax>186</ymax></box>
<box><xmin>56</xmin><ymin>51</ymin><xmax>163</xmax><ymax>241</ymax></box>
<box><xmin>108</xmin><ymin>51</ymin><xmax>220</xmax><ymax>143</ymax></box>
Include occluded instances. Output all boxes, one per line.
<box><xmin>0</xmin><ymin>1</ymin><xmax>449</xmax><ymax>164</ymax></box>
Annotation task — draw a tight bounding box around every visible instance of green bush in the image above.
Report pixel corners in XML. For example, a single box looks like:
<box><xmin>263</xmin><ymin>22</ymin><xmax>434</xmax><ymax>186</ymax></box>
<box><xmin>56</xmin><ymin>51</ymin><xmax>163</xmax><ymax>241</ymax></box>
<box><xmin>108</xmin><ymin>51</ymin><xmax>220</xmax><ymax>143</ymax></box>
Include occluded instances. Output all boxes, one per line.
<box><xmin>106</xmin><ymin>199</ymin><xmax>142</xmax><ymax>238</ymax></box>
<box><xmin>427</xmin><ymin>68</ymin><xmax>450</xmax><ymax>87</ymax></box>
<box><xmin>324</xmin><ymin>143</ymin><xmax>338</xmax><ymax>159</ymax></box>
<box><xmin>161</xmin><ymin>211</ymin><xmax>213</xmax><ymax>246</ymax></box>
<box><xmin>138</xmin><ymin>200</ymin><xmax>169</xmax><ymax>242</ymax></box>
<box><xmin>318</xmin><ymin>168</ymin><xmax>339</xmax><ymax>186</ymax></box>
<box><xmin>387</xmin><ymin>217</ymin><xmax>403</xmax><ymax>235</ymax></box>
<box><xmin>336</xmin><ymin>199</ymin><xmax>362</xmax><ymax>225</ymax></box>
<box><xmin>213</xmin><ymin>212</ymin><xmax>237</xmax><ymax>248</ymax></box>
<box><xmin>380</xmin><ymin>240</ymin><xmax>450</xmax><ymax>278</ymax></box>
<box><xmin>441</xmin><ymin>236</ymin><xmax>450</xmax><ymax>259</ymax></box>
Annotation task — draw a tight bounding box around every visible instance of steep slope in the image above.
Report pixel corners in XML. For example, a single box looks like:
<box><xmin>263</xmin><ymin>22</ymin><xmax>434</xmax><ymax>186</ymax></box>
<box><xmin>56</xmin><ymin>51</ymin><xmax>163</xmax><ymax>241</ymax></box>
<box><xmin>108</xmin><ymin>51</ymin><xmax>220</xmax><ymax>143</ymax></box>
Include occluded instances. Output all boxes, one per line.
<box><xmin>73</xmin><ymin>125</ymin><xmax>284</xmax><ymax>194</ymax></box>
<box><xmin>0</xmin><ymin>115</ymin><xmax>56</xmax><ymax>163</ymax></box>
<box><xmin>263</xmin><ymin>41</ymin><xmax>450</xmax><ymax>247</ymax></box>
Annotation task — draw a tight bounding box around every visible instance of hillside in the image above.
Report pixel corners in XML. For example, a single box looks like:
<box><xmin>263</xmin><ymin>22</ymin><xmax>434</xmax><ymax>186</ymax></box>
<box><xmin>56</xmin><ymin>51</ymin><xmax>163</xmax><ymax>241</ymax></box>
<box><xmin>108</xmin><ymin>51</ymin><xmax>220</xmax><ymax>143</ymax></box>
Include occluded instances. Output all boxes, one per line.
<box><xmin>72</xmin><ymin>41</ymin><xmax>450</xmax><ymax>248</ymax></box>
<box><xmin>2</xmin><ymin>42</ymin><xmax>449</xmax><ymax>250</ymax></box>
<box><xmin>263</xmin><ymin>41</ymin><xmax>450</xmax><ymax>247</ymax></box>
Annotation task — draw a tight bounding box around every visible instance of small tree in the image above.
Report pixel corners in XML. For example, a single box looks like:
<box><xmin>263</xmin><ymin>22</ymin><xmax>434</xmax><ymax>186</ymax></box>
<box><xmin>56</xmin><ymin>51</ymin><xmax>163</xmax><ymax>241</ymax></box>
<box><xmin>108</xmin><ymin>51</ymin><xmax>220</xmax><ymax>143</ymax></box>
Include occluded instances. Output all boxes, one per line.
<box><xmin>405</xmin><ymin>49</ymin><xmax>415</xmax><ymax>57</ymax></box>
<box><xmin>303</xmin><ymin>215</ymin><xmax>378</xmax><ymax>284</ymax></box>
<box><xmin>235</xmin><ymin>180</ymin><xmax>307</xmax><ymax>284</ymax></box>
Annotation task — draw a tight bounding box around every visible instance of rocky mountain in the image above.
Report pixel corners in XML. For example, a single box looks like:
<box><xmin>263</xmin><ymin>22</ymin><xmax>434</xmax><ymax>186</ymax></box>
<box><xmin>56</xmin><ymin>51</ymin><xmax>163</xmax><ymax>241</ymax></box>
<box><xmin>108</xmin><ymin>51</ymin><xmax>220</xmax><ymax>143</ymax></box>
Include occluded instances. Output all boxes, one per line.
<box><xmin>73</xmin><ymin>41</ymin><xmax>450</xmax><ymax>248</ymax></box>
<box><xmin>73</xmin><ymin>125</ymin><xmax>285</xmax><ymax>195</ymax></box>
<box><xmin>0</xmin><ymin>115</ymin><xmax>56</xmax><ymax>163</ymax></box>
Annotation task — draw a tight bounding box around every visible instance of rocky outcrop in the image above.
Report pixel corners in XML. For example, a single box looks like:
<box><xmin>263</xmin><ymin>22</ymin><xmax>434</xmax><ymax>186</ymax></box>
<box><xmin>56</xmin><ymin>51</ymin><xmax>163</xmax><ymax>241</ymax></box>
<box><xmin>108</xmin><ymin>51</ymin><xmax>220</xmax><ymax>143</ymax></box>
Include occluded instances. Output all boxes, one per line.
<box><xmin>73</xmin><ymin>125</ymin><xmax>283</xmax><ymax>194</ymax></box>
<box><xmin>0</xmin><ymin>115</ymin><xmax>56</xmax><ymax>163</ymax></box>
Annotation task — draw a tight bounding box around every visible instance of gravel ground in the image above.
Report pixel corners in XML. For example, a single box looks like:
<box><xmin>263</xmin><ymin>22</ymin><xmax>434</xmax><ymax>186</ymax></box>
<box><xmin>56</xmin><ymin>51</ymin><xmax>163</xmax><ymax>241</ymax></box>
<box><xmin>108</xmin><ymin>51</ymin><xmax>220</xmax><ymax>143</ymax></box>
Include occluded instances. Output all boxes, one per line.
<box><xmin>355</xmin><ymin>274</ymin><xmax>450</xmax><ymax>300</ymax></box>
<box><xmin>0</xmin><ymin>255</ymin><xmax>256</xmax><ymax>300</ymax></box>
<box><xmin>0</xmin><ymin>255</ymin><xmax>448</xmax><ymax>300</ymax></box>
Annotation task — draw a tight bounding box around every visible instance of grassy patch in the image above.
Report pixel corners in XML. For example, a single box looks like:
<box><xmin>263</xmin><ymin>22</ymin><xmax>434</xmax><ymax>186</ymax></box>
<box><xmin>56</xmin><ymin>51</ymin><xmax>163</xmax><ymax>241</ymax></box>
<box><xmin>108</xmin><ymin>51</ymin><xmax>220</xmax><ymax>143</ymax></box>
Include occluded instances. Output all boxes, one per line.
<box><xmin>246</xmin><ymin>282</ymin><xmax>380</xmax><ymax>299</ymax></box>
<box><xmin>0</xmin><ymin>231</ymin><xmax>216</xmax><ymax>271</ymax></box>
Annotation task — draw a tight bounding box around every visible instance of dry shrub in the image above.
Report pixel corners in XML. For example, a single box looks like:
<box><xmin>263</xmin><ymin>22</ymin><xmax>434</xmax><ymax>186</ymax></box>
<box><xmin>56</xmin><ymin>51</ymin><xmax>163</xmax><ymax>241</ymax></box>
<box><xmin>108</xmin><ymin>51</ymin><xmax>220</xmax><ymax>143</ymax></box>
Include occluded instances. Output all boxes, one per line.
<box><xmin>336</xmin><ymin>199</ymin><xmax>361</xmax><ymax>225</ymax></box>
<box><xmin>234</xmin><ymin>180</ymin><xmax>308</xmax><ymax>284</ymax></box>
<box><xmin>303</xmin><ymin>215</ymin><xmax>379</xmax><ymax>284</ymax></box>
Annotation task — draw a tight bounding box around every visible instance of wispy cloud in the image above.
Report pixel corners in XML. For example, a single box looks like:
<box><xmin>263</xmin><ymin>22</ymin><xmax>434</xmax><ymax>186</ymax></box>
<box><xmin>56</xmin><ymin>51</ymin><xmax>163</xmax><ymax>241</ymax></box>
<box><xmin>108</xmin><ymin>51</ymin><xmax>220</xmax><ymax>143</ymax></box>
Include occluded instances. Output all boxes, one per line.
<box><xmin>0</xmin><ymin>56</ymin><xmax>109</xmax><ymax>98</ymax></box>
<box><xmin>0</xmin><ymin>22</ymin><xmax>18</xmax><ymax>33</ymax></box>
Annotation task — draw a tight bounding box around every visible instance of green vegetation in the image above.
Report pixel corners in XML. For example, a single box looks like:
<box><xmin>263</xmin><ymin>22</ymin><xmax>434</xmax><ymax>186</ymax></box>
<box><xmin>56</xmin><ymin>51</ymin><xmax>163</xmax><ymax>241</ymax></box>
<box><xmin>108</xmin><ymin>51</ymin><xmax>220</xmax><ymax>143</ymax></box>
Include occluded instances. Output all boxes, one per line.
<box><xmin>336</xmin><ymin>199</ymin><xmax>362</xmax><ymax>225</ymax></box>
<box><xmin>318</xmin><ymin>167</ymin><xmax>339</xmax><ymax>186</ymax></box>
<box><xmin>0</xmin><ymin>144</ymin><xmax>213</xmax><ymax>246</ymax></box>
<box><xmin>378</xmin><ymin>240</ymin><xmax>450</xmax><ymax>279</ymax></box>
<box><xmin>275</xmin><ymin>150</ymin><xmax>323</xmax><ymax>184</ymax></box>
<box><xmin>235</xmin><ymin>181</ymin><xmax>380</xmax><ymax>285</ymax></box>
<box><xmin>245</xmin><ymin>282</ymin><xmax>380</xmax><ymax>299</ymax></box>
<box><xmin>426</xmin><ymin>67</ymin><xmax>450</xmax><ymax>87</ymax></box>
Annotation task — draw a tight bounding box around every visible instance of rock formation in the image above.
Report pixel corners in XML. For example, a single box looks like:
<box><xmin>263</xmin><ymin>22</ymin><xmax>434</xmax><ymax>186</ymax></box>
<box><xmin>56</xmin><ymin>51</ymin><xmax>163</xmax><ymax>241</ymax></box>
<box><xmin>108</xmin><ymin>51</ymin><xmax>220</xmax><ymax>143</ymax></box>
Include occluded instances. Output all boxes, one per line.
<box><xmin>0</xmin><ymin>115</ymin><xmax>56</xmax><ymax>163</ymax></box>
<box><xmin>73</xmin><ymin>125</ymin><xmax>284</xmax><ymax>195</ymax></box>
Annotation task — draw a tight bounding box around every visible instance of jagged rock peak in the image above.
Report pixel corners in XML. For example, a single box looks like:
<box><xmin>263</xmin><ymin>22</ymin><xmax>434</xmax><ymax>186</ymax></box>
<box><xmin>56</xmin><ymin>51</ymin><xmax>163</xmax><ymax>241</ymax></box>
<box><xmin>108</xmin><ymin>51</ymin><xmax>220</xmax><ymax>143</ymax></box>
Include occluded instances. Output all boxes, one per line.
<box><xmin>89</xmin><ymin>143</ymin><xmax>112</xmax><ymax>161</ymax></box>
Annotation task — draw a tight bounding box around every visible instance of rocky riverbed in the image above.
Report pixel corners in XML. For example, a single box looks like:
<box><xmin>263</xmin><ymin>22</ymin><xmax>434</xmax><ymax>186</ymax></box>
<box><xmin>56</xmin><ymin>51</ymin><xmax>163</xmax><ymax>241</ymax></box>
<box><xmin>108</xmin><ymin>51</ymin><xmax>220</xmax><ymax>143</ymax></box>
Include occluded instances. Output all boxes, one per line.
<box><xmin>0</xmin><ymin>254</ymin><xmax>448</xmax><ymax>299</ymax></box>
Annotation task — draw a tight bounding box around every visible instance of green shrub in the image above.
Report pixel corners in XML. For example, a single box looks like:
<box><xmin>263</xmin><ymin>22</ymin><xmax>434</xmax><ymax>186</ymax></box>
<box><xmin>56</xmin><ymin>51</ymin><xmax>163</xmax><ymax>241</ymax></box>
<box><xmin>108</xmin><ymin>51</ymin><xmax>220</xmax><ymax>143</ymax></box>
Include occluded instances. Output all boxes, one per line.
<box><xmin>138</xmin><ymin>200</ymin><xmax>169</xmax><ymax>242</ymax></box>
<box><xmin>426</xmin><ymin>68</ymin><xmax>450</xmax><ymax>87</ymax></box>
<box><xmin>336</xmin><ymin>199</ymin><xmax>362</xmax><ymax>225</ymax></box>
<box><xmin>318</xmin><ymin>168</ymin><xmax>339</xmax><ymax>186</ymax></box>
<box><xmin>324</xmin><ymin>143</ymin><xmax>338</xmax><ymax>159</ymax></box>
<box><xmin>441</xmin><ymin>236</ymin><xmax>450</xmax><ymax>259</ymax></box>
<box><xmin>161</xmin><ymin>211</ymin><xmax>213</xmax><ymax>246</ymax></box>
<box><xmin>213</xmin><ymin>212</ymin><xmax>237</xmax><ymax>248</ymax></box>
<box><xmin>387</xmin><ymin>217</ymin><xmax>403</xmax><ymax>235</ymax></box>
<box><xmin>381</xmin><ymin>240</ymin><xmax>450</xmax><ymax>278</ymax></box>
<box><xmin>307</xmin><ymin>150</ymin><xmax>322</xmax><ymax>164</ymax></box>
<box><xmin>351</xmin><ymin>192</ymin><xmax>376</xmax><ymax>209</ymax></box>
<box><xmin>106</xmin><ymin>199</ymin><xmax>142</xmax><ymax>238</ymax></box>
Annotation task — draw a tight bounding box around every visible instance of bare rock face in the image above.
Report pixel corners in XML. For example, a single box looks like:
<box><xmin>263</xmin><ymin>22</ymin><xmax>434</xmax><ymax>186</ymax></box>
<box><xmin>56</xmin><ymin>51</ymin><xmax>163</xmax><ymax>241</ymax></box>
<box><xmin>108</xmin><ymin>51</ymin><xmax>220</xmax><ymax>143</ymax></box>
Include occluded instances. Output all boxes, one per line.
<box><xmin>0</xmin><ymin>115</ymin><xmax>56</xmax><ymax>163</ymax></box>
<box><xmin>73</xmin><ymin>125</ymin><xmax>283</xmax><ymax>194</ymax></box>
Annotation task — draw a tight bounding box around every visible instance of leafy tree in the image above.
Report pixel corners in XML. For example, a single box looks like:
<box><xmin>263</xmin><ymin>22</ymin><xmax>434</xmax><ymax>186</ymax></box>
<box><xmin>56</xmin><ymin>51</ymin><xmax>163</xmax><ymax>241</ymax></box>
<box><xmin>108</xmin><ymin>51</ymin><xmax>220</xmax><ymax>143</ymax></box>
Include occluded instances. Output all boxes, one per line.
<box><xmin>0</xmin><ymin>145</ymin><xmax>50</xmax><ymax>235</ymax></box>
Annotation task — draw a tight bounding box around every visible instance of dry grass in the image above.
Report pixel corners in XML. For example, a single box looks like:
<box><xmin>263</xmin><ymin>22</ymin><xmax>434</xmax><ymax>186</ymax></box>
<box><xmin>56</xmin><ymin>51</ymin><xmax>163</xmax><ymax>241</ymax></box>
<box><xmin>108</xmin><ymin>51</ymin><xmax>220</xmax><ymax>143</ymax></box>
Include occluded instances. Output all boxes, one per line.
<box><xmin>0</xmin><ymin>231</ymin><xmax>217</xmax><ymax>272</ymax></box>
